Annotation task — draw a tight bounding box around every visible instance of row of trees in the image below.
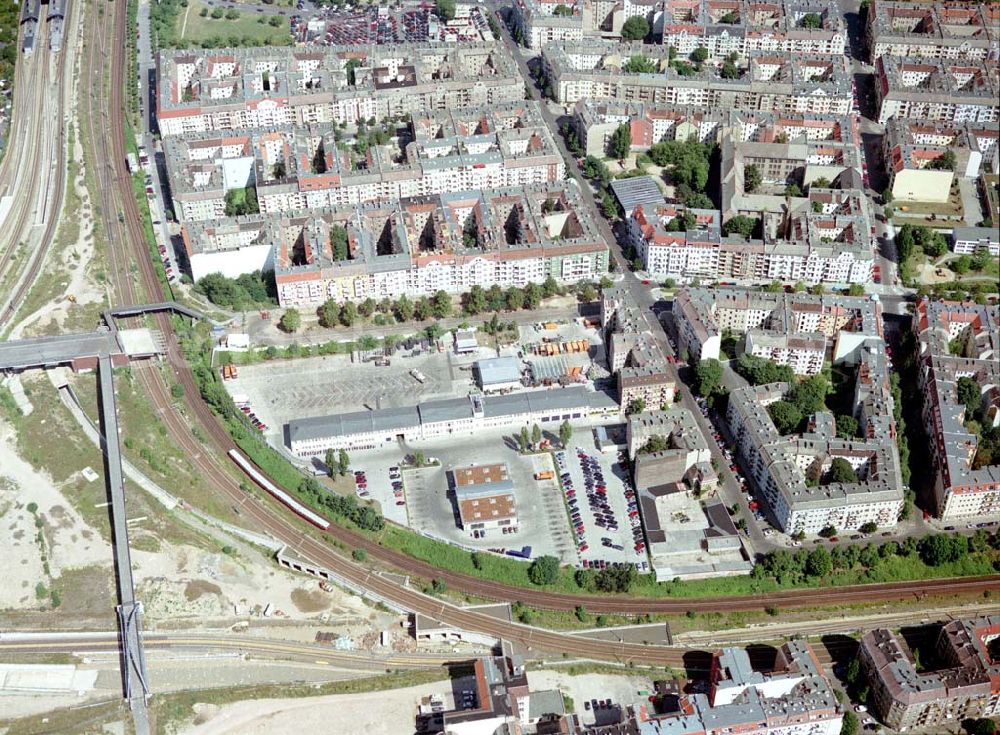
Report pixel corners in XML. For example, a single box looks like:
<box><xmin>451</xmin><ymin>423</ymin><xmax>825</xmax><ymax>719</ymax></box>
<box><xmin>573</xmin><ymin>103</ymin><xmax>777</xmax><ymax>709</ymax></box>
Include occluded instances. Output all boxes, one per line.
<box><xmin>316</xmin><ymin>290</ymin><xmax>452</xmax><ymax>329</ymax></box>
<box><xmin>753</xmin><ymin>529</ymin><xmax>999</xmax><ymax>586</ymax></box>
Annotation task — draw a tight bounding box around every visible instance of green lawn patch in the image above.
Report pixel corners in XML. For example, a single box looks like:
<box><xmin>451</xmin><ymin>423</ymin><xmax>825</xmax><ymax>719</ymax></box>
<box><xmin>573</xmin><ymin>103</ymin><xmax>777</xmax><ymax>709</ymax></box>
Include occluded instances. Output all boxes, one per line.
<box><xmin>177</xmin><ymin>0</ymin><xmax>291</xmax><ymax>47</ymax></box>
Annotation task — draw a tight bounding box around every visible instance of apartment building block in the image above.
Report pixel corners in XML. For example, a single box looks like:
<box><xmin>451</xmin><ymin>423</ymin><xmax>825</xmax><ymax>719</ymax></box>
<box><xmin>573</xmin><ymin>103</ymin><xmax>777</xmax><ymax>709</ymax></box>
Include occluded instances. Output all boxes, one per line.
<box><xmin>629</xmin><ymin>187</ymin><xmax>875</xmax><ymax>287</ymax></box>
<box><xmin>660</xmin><ymin>0</ymin><xmax>846</xmax><ymax>59</ymax></box>
<box><xmin>573</xmin><ymin>99</ymin><xmax>726</xmax><ymax>157</ymax></box>
<box><xmin>727</xmin><ymin>379</ymin><xmax>904</xmax><ymax>534</ymax></box>
<box><xmin>875</xmin><ymin>56</ymin><xmax>999</xmax><ymax>125</ymax></box>
<box><xmin>866</xmin><ymin>1</ymin><xmax>1000</xmax><ymax>64</ymax></box>
<box><xmin>633</xmin><ymin>643</ymin><xmax>843</xmax><ymax>735</ymax></box>
<box><xmin>913</xmin><ymin>299</ymin><xmax>1000</xmax><ymax>520</ymax></box>
<box><xmin>860</xmin><ymin>617</ymin><xmax>1000</xmax><ymax>731</ymax></box>
<box><xmin>619</xmin><ymin>364</ymin><xmax>676</xmax><ymax>411</ymax></box>
<box><xmin>883</xmin><ymin>118</ymin><xmax>1000</xmax><ymax>203</ymax></box>
<box><xmin>673</xmin><ymin>287</ymin><xmax>885</xmax><ymax>375</ymax></box>
<box><xmin>277</xmin><ymin>183</ymin><xmax>607</xmax><ymax>306</ymax></box>
<box><xmin>510</xmin><ymin>0</ymin><xmax>587</xmax><ymax>50</ymax></box>
<box><xmin>542</xmin><ymin>41</ymin><xmax>853</xmax><ymax>114</ymax></box>
<box><xmin>164</xmin><ymin>102</ymin><xmax>565</xmax><ymax>222</ymax></box>
<box><xmin>155</xmin><ymin>44</ymin><xmax>522</xmax><ymax>136</ymax></box>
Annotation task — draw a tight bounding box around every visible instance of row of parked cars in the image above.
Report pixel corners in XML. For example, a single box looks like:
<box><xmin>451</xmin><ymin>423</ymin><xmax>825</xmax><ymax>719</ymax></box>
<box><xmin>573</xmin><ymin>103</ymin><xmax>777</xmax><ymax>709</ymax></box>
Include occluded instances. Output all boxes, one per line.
<box><xmin>234</xmin><ymin>398</ymin><xmax>267</xmax><ymax>432</ymax></box>
<box><xmin>555</xmin><ymin>450</ymin><xmax>591</xmax><ymax>554</ymax></box>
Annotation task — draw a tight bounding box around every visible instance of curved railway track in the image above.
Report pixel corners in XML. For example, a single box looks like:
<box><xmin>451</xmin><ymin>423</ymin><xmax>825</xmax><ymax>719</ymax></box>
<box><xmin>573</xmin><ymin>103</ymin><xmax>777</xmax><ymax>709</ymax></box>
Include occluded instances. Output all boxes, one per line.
<box><xmin>89</xmin><ymin>0</ymin><xmax>1000</xmax><ymax>669</ymax></box>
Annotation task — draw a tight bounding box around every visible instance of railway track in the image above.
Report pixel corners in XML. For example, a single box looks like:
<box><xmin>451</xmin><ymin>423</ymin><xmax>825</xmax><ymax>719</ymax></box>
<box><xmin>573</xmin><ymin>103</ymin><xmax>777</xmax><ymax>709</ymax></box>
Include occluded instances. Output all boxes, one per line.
<box><xmin>0</xmin><ymin>12</ymin><xmax>71</xmax><ymax>328</ymax></box>
<box><xmin>89</xmin><ymin>0</ymin><xmax>1000</xmax><ymax>670</ymax></box>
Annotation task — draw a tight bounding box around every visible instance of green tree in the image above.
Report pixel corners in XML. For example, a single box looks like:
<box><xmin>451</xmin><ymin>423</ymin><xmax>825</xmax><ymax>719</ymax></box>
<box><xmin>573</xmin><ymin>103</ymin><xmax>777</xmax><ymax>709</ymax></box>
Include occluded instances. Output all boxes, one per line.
<box><xmin>819</xmin><ymin>525</ymin><xmax>838</xmax><ymax>538</ymax></box>
<box><xmin>358</xmin><ymin>297</ymin><xmax>376</xmax><ymax>317</ymax></box>
<box><xmin>318</xmin><ymin>299</ymin><xmax>341</xmax><ymax>328</ymax></box>
<box><xmin>279</xmin><ymin>308</ymin><xmax>301</xmax><ymax>333</ymax></box>
<box><xmin>829</xmin><ymin>458</ymin><xmax>858</xmax><ymax>484</ymax></box>
<box><xmin>395</xmin><ymin>295</ymin><xmax>414</xmax><ymax>322</ymax></box>
<box><xmin>806</xmin><ymin>547</ymin><xmax>833</xmax><ymax>577</ymax></box>
<box><xmin>627</xmin><ymin>398</ymin><xmax>646</xmax><ymax>415</ymax></box>
<box><xmin>352</xmin><ymin>548</ymin><xmax>367</xmax><ymax>562</ymax></box>
<box><xmin>431</xmin><ymin>290</ymin><xmax>452</xmax><ymax>319</ymax></box>
<box><xmin>607</xmin><ymin>122</ymin><xmax>632</xmax><ymax>161</ymax></box>
<box><xmin>952</xmin><ymin>255</ymin><xmax>972</xmax><ymax>275</ymax></box>
<box><xmin>620</xmin><ymin>15</ymin><xmax>649</xmax><ymax>41</ymax></box>
<box><xmin>847</xmin><ymin>284</ymin><xmax>865</xmax><ymax>296</ymax></box>
<box><xmin>435</xmin><ymin>0</ymin><xmax>456</xmax><ymax>22</ymax></box>
<box><xmin>170</xmin><ymin>383</ymin><xmax>185</xmax><ymax>399</ymax></box>
<box><xmin>957</xmin><ymin>376</ymin><xmax>981</xmax><ymax>417</ymax></box>
<box><xmin>506</xmin><ymin>286</ymin><xmax>525</xmax><ymax>311</ymax></box>
<box><xmin>840</xmin><ymin>710</ymin><xmax>859</xmax><ymax>735</ymax></box>
<box><xmin>524</xmin><ymin>282</ymin><xmax>543</xmax><ymax>309</ymax></box>
<box><xmin>968</xmin><ymin>719</ymin><xmax>998</xmax><ymax>735</ymax></box>
<box><xmin>722</xmin><ymin>215</ymin><xmax>757</xmax><ymax>238</ymax></box>
<box><xmin>330</xmin><ymin>225</ymin><xmax>350</xmax><ymax>261</ymax></box>
<box><xmin>744</xmin><ymin>164</ymin><xmax>762</xmax><ymax>193</ymax></box>
<box><xmin>720</xmin><ymin>60</ymin><xmax>740</xmax><ymax>79</ymax></box>
<box><xmin>552</xmin><ymin>4</ymin><xmax>573</xmax><ymax>17</ymax></box>
<box><xmin>695</xmin><ymin>358</ymin><xmax>724</xmax><ymax>397</ymax></box>
<box><xmin>340</xmin><ymin>301</ymin><xmax>358</xmax><ymax>327</ymax></box>
<box><xmin>527</xmin><ymin>555</ymin><xmax>560</xmax><ymax>585</ymax></box>
<box><xmin>788</xmin><ymin>375</ymin><xmax>830</xmax><ymax>416</ymax></box>
<box><xmin>799</xmin><ymin>12</ymin><xmax>822</xmax><ymax>29</ymax></box>
<box><xmin>860</xmin><ymin>521</ymin><xmax>878</xmax><ymax>534</ymax></box>
<box><xmin>324</xmin><ymin>449</ymin><xmax>336</xmax><ymax>477</ymax></box>
<box><xmin>622</xmin><ymin>55</ymin><xmax>657</xmax><ymax>74</ymax></box>
<box><xmin>531</xmin><ymin>423</ymin><xmax>543</xmax><ymax>448</ymax></box>
<box><xmin>518</xmin><ymin>426</ymin><xmax>530</xmax><ymax>453</ymax></box>
<box><xmin>690</xmin><ymin>46</ymin><xmax>709</xmax><ymax>63</ymax></box>
<box><xmin>601</xmin><ymin>189</ymin><xmax>619</xmax><ymax>220</ymax></box>
<box><xmin>559</xmin><ymin>421</ymin><xmax>573</xmax><ymax>448</ymax></box>
<box><xmin>768</xmin><ymin>400</ymin><xmax>803</xmax><ymax>435</ymax></box>
<box><xmin>338</xmin><ymin>449</ymin><xmax>350</xmax><ymax>476</ymax></box>
<box><xmin>465</xmin><ymin>285</ymin><xmax>487</xmax><ymax>315</ymax></box>
<box><xmin>928</xmin><ymin>149</ymin><xmax>956</xmax><ymax>170</ymax></box>
<box><xmin>835</xmin><ymin>414</ymin><xmax>859</xmax><ymax>440</ymax></box>
<box><xmin>579</xmin><ymin>283</ymin><xmax>598</xmax><ymax>302</ymax></box>
<box><xmin>414</xmin><ymin>297</ymin><xmax>433</xmax><ymax>321</ymax></box>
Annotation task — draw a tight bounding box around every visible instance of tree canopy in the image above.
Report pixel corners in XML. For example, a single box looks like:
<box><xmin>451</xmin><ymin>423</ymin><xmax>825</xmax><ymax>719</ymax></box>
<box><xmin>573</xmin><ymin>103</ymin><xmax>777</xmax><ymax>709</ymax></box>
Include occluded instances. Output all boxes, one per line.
<box><xmin>527</xmin><ymin>555</ymin><xmax>561</xmax><ymax>585</ymax></box>
<box><xmin>621</xmin><ymin>16</ymin><xmax>649</xmax><ymax>41</ymax></box>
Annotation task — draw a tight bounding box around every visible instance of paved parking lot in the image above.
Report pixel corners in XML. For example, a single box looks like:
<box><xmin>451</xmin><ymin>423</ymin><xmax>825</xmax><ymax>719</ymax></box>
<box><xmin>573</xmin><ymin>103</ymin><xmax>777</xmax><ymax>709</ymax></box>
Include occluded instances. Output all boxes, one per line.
<box><xmin>224</xmin><ymin>350</ymin><xmax>472</xmax><ymax>441</ymax></box>
<box><xmin>401</xmin><ymin>433</ymin><xmax>578</xmax><ymax>563</ymax></box>
<box><xmin>556</xmin><ymin>446</ymin><xmax>648</xmax><ymax>570</ymax></box>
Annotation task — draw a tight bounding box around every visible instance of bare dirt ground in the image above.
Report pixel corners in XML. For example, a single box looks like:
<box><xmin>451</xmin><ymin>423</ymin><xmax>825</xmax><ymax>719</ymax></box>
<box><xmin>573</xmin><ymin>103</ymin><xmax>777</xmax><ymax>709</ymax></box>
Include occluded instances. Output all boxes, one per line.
<box><xmin>177</xmin><ymin>668</ymin><xmax>652</xmax><ymax>734</ymax></box>
<box><xmin>0</xmin><ymin>408</ymin><xmax>372</xmax><ymax>627</ymax></box>
<box><xmin>184</xmin><ymin>679</ymin><xmax>448</xmax><ymax>735</ymax></box>
<box><xmin>0</xmin><ymin>422</ymin><xmax>110</xmax><ymax>610</ymax></box>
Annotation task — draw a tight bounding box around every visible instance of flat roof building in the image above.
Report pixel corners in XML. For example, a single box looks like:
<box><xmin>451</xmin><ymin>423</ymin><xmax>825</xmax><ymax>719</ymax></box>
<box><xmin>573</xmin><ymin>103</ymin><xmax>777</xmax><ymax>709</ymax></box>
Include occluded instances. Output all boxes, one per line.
<box><xmin>453</xmin><ymin>463</ymin><xmax>517</xmax><ymax>534</ymax></box>
<box><xmin>286</xmin><ymin>385</ymin><xmax>620</xmax><ymax>456</ymax></box>
<box><xmin>475</xmin><ymin>357</ymin><xmax>524</xmax><ymax>394</ymax></box>
<box><xmin>609</xmin><ymin>176</ymin><xmax>665</xmax><ymax>218</ymax></box>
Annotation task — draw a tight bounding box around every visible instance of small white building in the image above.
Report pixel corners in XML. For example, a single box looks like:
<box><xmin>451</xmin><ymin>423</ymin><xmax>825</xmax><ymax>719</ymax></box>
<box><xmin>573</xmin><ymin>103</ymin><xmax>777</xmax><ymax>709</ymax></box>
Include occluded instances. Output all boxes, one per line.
<box><xmin>952</xmin><ymin>226</ymin><xmax>1000</xmax><ymax>256</ymax></box>
<box><xmin>454</xmin><ymin>328</ymin><xmax>479</xmax><ymax>355</ymax></box>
